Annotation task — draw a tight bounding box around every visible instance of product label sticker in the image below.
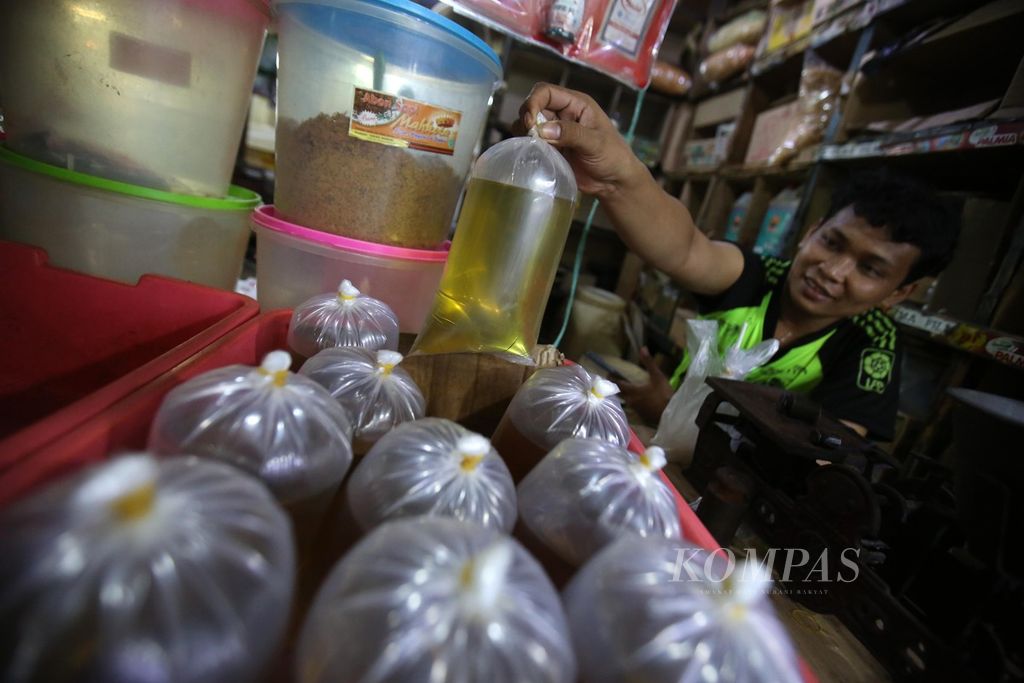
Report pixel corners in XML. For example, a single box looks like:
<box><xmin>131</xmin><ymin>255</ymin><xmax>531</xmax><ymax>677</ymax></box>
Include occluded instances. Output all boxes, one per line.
<box><xmin>349</xmin><ymin>87</ymin><xmax>461</xmax><ymax>155</ymax></box>
<box><xmin>599</xmin><ymin>0</ymin><xmax>658</xmax><ymax>56</ymax></box>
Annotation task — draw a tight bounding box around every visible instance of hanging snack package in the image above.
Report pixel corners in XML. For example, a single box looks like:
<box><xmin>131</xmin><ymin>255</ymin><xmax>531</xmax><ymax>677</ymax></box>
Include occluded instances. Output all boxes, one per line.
<box><xmin>411</xmin><ymin>118</ymin><xmax>577</xmax><ymax>362</ymax></box>
<box><xmin>491</xmin><ymin>364</ymin><xmax>631</xmax><ymax>481</ymax></box>
<box><xmin>752</xmin><ymin>187</ymin><xmax>802</xmax><ymax>256</ymax></box>
<box><xmin>699</xmin><ymin>43</ymin><xmax>756</xmax><ymax>84</ymax></box>
<box><xmin>441</xmin><ymin>0</ymin><xmax>678</xmax><ymax>88</ymax></box>
<box><xmin>288</xmin><ymin>279</ymin><xmax>400</xmax><ymax>358</ymax></box>
<box><xmin>297</xmin><ymin>516</ymin><xmax>577</xmax><ymax>683</ymax></box>
<box><xmin>565</xmin><ymin>536</ymin><xmax>804</xmax><ymax>683</ymax></box>
<box><xmin>346</xmin><ymin>418</ymin><xmax>517</xmax><ymax>533</ymax></box>
<box><xmin>300</xmin><ymin>348</ymin><xmax>425</xmax><ymax>454</ymax></box>
<box><xmin>517</xmin><ymin>440</ymin><xmax>681</xmax><ymax>566</ymax></box>
<box><xmin>655</xmin><ymin>320</ymin><xmax>778</xmax><ymax>466</ymax></box>
<box><xmin>707</xmin><ymin>9</ymin><xmax>768</xmax><ymax>52</ymax></box>
<box><xmin>769</xmin><ymin>51</ymin><xmax>843</xmax><ymax>166</ymax></box>
<box><xmin>0</xmin><ymin>453</ymin><xmax>295</xmax><ymax>683</ymax></box>
<box><xmin>148</xmin><ymin>350</ymin><xmax>354</xmax><ymax>551</ymax></box>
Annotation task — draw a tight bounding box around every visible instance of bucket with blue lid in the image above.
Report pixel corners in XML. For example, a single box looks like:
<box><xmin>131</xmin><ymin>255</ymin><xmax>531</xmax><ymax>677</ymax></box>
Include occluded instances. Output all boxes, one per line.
<box><xmin>272</xmin><ymin>0</ymin><xmax>503</xmax><ymax>249</ymax></box>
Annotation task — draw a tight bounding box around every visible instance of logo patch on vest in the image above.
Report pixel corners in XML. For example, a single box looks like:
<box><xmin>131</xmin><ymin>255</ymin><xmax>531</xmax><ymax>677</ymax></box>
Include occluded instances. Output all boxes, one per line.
<box><xmin>858</xmin><ymin>348</ymin><xmax>894</xmax><ymax>394</ymax></box>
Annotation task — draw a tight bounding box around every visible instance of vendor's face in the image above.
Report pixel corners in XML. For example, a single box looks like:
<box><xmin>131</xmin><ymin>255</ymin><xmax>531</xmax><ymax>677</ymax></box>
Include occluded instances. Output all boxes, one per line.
<box><xmin>788</xmin><ymin>207</ymin><xmax>921</xmax><ymax>321</ymax></box>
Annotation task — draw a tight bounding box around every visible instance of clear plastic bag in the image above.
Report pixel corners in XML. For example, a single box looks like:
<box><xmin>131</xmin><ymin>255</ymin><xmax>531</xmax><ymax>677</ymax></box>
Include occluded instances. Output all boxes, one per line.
<box><xmin>699</xmin><ymin>43</ymin><xmax>756</xmax><ymax>84</ymax></box>
<box><xmin>654</xmin><ymin>320</ymin><xmax>778</xmax><ymax>465</ymax></box>
<box><xmin>0</xmin><ymin>453</ymin><xmax>295</xmax><ymax>683</ymax></box>
<box><xmin>288</xmin><ymin>279</ymin><xmax>400</xmax><ymax>358</ymax></box>
<box><xmin>148</xmin><ymin>350</ymin><xmax>354</xmax><ymax>511</ymax></box>
<box><xmin>346</xmin><ymin>418</ymin><xmax>517</xmax><ymax>532</ymax></box>
<box><xmin>411</xmin><ymin>117</ymin><xmax>577</xmax><ymax>362</ymax></box>
<box><xmin>650</xmin><ymin>60</ymin><xmax>693</xmax><ymax>96</ymax></box>
<box><xmin>517</xmin><ymin>440</ymin><xmax>681</xmax><ymax>566</ymax></box>
<box><xmin>707</xmin><ymin>9</ymin><xmax>768</xmax><ymax>52</ymax></box>
<box><xmin>492</xmin><ymin>364</ymin><xmax>631</xmax><ymax>480</ymax></box>
<box><xmin>768</xmin><ymin>52</ymin><xmax>843</xmax><ymax>166</ymax></box>
<box><xmin>564</xmin><ymin>536</ymin><xmax>804</xmax><ymax>683</ymax></box>
<box><xmin>297</xmin><ymin>516</ymin><xmax>576</xmax><ymax>683</ymax></box>
<box><xmin>299</xmin><ymin>348</ymin><xmax>425</xmax><ymax>449</ymax></box>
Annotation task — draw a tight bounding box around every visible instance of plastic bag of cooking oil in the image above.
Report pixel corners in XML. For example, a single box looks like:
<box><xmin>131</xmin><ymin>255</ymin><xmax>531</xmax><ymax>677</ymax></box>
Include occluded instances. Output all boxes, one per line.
<box><xmin>148</xmin><ymin>351</ymin><xmax>353</xmax><ymax>527</ymax></box>
<box><xmin>517</xmin><ymin>440</ymin><xmax>681</xmax><ymax>566</ymax></box>
<box><xmin>0</xmin><ymin>453</ymin><xmax>295</xmax><ymax>683</ymax></box>
<box><xmin>565</xmin><ymin>536</ymin><xmax>804</xmax><ymax>683</ymax></box>
<box><xmin>299</xmin><ymin>348</ymin><xmax>425</xmax><ymax>452</ymax></box>
<box><xmin>346</xmin><ymin>418</ymin><xmax>516</xmax><ymax>533</ymax></box>
<box><xmin>491</xmin><ymin>364</ymin><xmax>631</xmax><ymax>481</ymax></box>
<box><xmin>411</xmin><ymin>115</ymin><xmax>578</xmax><ymax>363</ymax></box>
<box><xmin>288</xmin><ymin>279</ymin><xmax>400</xmax><ymax>358</ymax></box>
<box><xmin>296</xmin><ymin>516</ymin><xmax>576</xmax><ymax>683</ymax></box>
<box><xmin>654</xmin><ymin>320</ymin><xmax>778</xmax><ymax>466</ymax></box>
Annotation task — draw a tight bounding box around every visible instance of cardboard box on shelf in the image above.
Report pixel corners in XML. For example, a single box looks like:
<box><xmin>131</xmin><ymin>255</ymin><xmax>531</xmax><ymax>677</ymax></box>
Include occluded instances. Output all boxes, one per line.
<box><xmin>745</xmin><ymin>100</ymin><xmax>803</xmax><ymax>166</ymax></box>
<box><xmin>928</xmin><ymin>197</ymin><xmax>1012</xmax><ymax>323</ymax></box>
<box><xmin>684</xmin><ymin>138</ymin><xmax>721</xmax><ymax>169</ymax></box>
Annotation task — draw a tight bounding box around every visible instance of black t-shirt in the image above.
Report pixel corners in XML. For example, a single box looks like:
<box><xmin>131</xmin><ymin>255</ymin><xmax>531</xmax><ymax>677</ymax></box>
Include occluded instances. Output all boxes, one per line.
<box><xmin>694</xmin><ymin>249</ymin><xmax>901</xmax><ymax>441</ymax></box>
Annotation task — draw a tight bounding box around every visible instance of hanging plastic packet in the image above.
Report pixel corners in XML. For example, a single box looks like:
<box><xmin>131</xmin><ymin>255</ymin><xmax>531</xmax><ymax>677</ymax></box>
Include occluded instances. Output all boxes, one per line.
<box><xmin>148</xmin><ymin>350</ymin><xmax>354</xmax><ymax>548</ymax></box>
<box><xmin>346</xmin><ymin>418</ymin><xmax>516</xmax><ymax>533</ymax></box>
<box><xmin>288</xmin><ymin>279</ymin><xmax>400</xmax><ymax>358</ymax></box>
<box><xmin>0</xmin><ymin>453</ymin><xmax>295</xmax><ymax>683</ymax></box>
<box><xmin>564</xmin><ymin>536</ymin><xmax>804</xmax><ymax>683</ymax></box>
<box><xmin>297</xmin><ymin>516</ymin><xmax>576</xmax><ymax>683</ymax></box>
<box><xmin>299</xmin><ymin>348</ymin><xmax>425</xmax><ymax>454</ymax></box>
<box><xmin>491</xmin><ymin>364</ymin><xmax>631</xmax><ymax>481</ymax></box>
<box><xmin>411</xmin><ymin>114</ymin><xmax>577</xmax><ymax>363</ymax></box>
<box><xmin>517</xmin><ymin>440</ymin><xmax>681</xmax><ymax>566</ymax></box>
<box><xmin>653</xmin><ymin>320</ymin><xmax>778</xmax><ymax>466</ymax></box>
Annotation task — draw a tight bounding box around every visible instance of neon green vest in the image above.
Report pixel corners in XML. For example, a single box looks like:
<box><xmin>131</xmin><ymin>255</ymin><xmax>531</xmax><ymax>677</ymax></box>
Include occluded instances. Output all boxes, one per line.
<box><xmin>669</xmin><ymin>291</ymin><xmax>834</xmax><ymax>392</ymax></box>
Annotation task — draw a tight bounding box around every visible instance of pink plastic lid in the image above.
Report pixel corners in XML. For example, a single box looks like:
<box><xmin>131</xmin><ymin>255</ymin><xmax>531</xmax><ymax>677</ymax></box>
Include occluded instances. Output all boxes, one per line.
<box><xmin>253</xmin><ymin>205</ymin><xmax>450</xmax><ymax>262</ymax></box>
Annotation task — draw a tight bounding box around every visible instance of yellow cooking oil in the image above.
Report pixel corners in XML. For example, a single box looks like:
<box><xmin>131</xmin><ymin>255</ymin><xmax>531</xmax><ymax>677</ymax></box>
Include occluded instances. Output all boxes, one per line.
<box><xmin>413</xmin><ymin>177</ymin><xmax>575</xmax><ymax>358</ymax></box>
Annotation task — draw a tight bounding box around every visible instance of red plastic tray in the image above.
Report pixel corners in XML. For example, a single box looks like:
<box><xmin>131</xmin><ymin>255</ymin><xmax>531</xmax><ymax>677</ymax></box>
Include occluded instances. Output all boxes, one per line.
<box><xmin>0</xmin><ymin>241</ymin><xmax>258</xmax><ymax>482</ymax></box>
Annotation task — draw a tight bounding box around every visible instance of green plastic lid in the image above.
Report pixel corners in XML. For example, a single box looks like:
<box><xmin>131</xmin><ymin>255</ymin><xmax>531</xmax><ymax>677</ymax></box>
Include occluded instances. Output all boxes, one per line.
<box><xmin>0</xmin><ymin>145</ymin><xmax>262</xmax><ymax>210</ymax></box>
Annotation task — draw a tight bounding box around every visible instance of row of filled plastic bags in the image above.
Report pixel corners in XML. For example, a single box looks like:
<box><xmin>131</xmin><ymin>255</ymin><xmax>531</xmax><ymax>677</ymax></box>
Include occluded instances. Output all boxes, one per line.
<box><xmin>1</xmin><ymin>282</ymin><xmax>803</xmax><ymax>681</ymax></box>
<box><xmin>1</xmin><ymin>452</ymin><xmax>803</xmax><ymax>683</ymax></box>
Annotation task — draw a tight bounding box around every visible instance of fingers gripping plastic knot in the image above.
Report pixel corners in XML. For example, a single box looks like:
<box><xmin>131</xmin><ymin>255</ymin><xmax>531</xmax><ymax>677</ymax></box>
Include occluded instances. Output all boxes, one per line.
<box><xmin>337</xmin><ymin>279</ymin><xmax>361</xmax><ymax>306</ymax></box>
<box><xmin>376</xmin><ymin>350</ymin><xmax>404</xmax><ymax>376</ymax></box>
<box><xmin>258</xmin><ymin>350</ymin><xmax>292</xmax><ymax>387</ymax></box>
<box><xmin>455</xmin><ymin>433</ymin><xmax>491</xmax><ymax>472</ymax></box>
<box><xmin>588</xmin><ymin>376</ymin><xmax>621</xmax><ymax>403</ymax></box>
<box><xmin>529</xmin><ymin>111</ymin><xmax>548</xmax><ymax>139</ymax></box>
<box><xmin>74</xmin><ymin>453</ymin><xmax>159</xmax><ymax>523</ymax></box>
<box><xmin>638</xmin><ymin>446</ymin><xmax>667</xmax><ymax>472</ymax></box>
<box><xmin>459</xmin><ymin>542</ymin><xmax>514</xmax><ymax>617</ymax></box>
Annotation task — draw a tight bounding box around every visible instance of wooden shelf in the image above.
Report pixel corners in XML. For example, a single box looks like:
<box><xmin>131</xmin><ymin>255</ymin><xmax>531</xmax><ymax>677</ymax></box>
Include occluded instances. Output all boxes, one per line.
<box><xmin>891</xmin><ymin>303</ymin><xmax>1024</xmax><ymax>371</ymax></box>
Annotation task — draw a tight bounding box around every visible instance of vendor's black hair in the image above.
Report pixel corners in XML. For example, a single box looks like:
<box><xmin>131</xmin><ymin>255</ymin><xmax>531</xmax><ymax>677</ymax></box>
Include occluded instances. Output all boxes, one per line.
<box><xmin>826</xmin><ymin>170</ymin><xmax>960</xmax><ymax>283</ymax></box>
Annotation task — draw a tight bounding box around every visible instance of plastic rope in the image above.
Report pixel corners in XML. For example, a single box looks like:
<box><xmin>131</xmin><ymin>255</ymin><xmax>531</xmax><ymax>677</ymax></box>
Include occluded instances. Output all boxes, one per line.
<box><xmin>552</xmin><ymin>87</ymin><xmax>647</xmax><ymax>349</ymax></box>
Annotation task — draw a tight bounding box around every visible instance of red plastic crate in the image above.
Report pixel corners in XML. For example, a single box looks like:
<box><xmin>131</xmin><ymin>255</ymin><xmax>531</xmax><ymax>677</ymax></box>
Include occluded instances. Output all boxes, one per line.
<box><xmin>0</xmin><ymin>241</ymin><xmax>258</xmax><ymax>481</ymax></box>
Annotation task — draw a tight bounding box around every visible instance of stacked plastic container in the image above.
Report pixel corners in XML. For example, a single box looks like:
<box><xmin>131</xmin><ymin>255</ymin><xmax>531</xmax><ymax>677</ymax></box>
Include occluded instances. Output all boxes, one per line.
<box><xmin>0</xmin><ymin>0</ymin><xmax>271</xmax><ymax>289</ymax></box>
<box><xmin>255</xmin><ymin>0</ymin><xmax>503</xmax><ymax>332</ymax></box>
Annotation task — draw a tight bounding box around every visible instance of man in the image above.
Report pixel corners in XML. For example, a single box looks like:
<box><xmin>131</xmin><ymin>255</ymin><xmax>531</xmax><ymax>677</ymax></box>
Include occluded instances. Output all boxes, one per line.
<box><xmin>519</xmin><ymin>83</ymin><xmax>959</xmax><ymax>440</ymax></box>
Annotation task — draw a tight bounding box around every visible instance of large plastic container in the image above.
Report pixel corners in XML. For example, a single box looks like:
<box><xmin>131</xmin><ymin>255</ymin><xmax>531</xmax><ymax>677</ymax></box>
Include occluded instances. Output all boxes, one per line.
<box><xmin>0</xmin><ymin>0</ymin><xmax>270</xmax><ymax>197</ymax></box>
<box><xmin>0</xmin><ymin>241</ymin><xmax>259</xmax><ymax>490</ymax></box>
<box><xmin>0</xmin><ymin>146</ymin><xmax>260</xmax><ymax>290</ymax></box>
<box><xmin>273</xmin><ymin>0</ymin><xmax>502</xmax><ymax>247</ymax></box>
<box><xmin>253</xmin><ymin>206</ymin><xmax>448</xmax><ymax>333</ymax></box>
